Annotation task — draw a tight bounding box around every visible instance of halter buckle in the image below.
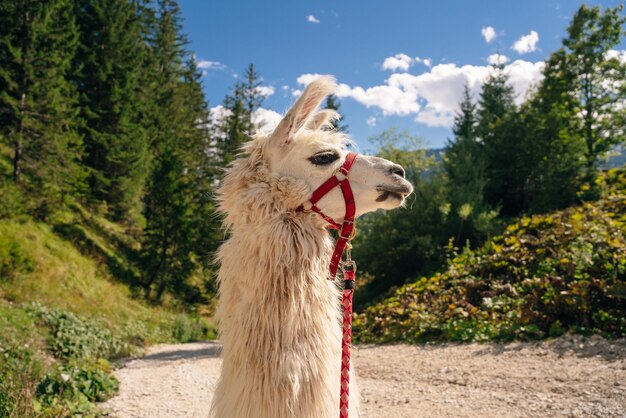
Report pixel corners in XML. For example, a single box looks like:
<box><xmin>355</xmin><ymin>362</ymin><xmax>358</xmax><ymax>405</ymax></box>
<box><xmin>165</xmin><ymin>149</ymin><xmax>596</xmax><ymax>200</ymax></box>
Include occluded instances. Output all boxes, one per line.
<box><xmin>338</xmin><ymin>222</ymin><xmax>357</xmax><ymax>241</ymax></box>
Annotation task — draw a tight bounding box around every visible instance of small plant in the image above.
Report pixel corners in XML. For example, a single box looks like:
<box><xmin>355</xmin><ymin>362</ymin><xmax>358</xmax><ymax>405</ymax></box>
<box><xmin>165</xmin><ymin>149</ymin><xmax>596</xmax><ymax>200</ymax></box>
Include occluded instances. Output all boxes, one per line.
<box><xmin>35</xmin><ymin>359</ymin><xmax>118</xmax><ymax>416</ymax></box>
<box><xmin>29</xmin><ymin>304</ymin><xmax>129</xmax><ymax>360</ymax></box>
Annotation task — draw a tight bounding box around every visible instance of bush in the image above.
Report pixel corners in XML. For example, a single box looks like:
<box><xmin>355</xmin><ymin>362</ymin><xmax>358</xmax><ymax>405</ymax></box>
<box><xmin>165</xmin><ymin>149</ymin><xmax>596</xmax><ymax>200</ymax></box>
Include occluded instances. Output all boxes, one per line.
<box><xmin>171</xmin><ymin>314</ymin><xmax>215</xmax><ymax>343</ymax></box>
<box><xmin>35</xmin><ymin>359</ymin><xmax>118</xmax><ymax>416</ymax></box>
<box><xmin>27</xmin><ymin>306</ymin><xmax>124</xmax><ymax>415</ymax></box>
<box><xmin>0</xmin><ymin>236</ymin><xmax>33</xmax><ymax>282</ymax></box>
<box><xmin>29</xmin><ymin>304</ymin><xmax>129</xmax><ymax>360</ymax></box>
<box><xmin>355</xmin><ymin>192</ymin><xmax>626</xmax><ymax>344</ymax></box>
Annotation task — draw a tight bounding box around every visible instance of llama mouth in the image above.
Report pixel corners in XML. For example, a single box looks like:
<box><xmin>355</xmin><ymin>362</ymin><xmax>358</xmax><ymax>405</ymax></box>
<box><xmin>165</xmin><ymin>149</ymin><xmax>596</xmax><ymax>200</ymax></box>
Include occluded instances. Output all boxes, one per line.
<box><xmin>376</xmin><ymin>188</ymin><xmax>406</xmax><ymax>202</ymax></box>
<box><xmin>376</xmin><ymin>182</ymin><xmax>413</xmax><ymax>202</ymax></box>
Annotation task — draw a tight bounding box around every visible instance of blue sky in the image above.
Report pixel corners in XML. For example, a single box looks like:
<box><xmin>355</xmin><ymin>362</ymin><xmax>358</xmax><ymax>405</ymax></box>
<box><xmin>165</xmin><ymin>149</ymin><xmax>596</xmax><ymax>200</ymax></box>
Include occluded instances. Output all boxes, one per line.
<box><xmin>178</xmin><ymin>0</ymin><xmax>626</xmax><ymax>150</ymax></box>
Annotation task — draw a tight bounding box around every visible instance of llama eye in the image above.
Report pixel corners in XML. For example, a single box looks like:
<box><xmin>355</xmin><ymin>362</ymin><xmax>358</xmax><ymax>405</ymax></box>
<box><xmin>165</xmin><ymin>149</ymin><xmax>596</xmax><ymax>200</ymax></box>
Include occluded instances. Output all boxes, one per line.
<box><xmin>308</xmin><ymin>152</ymin><xmax>339</xmax><ymax>166</ymax></box>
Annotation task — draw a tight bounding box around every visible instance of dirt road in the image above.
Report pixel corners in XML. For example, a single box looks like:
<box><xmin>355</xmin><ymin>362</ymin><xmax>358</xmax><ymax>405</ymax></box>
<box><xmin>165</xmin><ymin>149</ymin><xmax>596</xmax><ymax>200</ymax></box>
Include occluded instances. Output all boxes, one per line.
<box><xmin>101</xmin><ymin>335</ymin><xmax>626</xmax><ymax>417</ymax></box>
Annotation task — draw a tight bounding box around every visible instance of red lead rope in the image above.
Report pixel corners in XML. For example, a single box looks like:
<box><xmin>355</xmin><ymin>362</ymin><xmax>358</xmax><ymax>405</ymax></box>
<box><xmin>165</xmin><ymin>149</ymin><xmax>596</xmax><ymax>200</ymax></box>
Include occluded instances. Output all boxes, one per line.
<box><xmin>339</xmin><ymin>253</ymin><xmax>356</xmax><ymax>418</ymax></box>
<box><xmin>296</xmin><ymin>152</ymin><xmax>358</xmax><ymax>418</ymax></box>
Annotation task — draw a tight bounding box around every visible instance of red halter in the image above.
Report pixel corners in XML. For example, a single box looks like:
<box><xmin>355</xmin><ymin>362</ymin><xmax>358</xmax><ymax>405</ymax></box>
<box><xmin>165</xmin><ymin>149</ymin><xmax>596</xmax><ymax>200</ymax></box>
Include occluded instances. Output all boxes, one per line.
<box><xmin>296</xmin><ymin>152</ymin><xmax>357</xmax><ymax>278</ymax></box>
<box><xmin>296</xmin><ymin>151</ymin><xmax>358</xmax><ymax>418</ymax></box>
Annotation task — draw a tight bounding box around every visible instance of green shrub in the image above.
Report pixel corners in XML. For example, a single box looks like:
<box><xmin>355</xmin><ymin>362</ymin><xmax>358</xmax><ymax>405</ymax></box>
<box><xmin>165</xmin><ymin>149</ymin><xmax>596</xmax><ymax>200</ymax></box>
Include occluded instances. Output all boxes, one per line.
<box><xmin>0</xmin><ymin>236</ymin><xmax>33</xmax><ymax>281</ymax></box>
<box><xmin>29</xmin><ymin>304</ymin><xmax>129</xmax><ymax>360</ymax></box>
<box><xmin>171</xmin><ymin>314</ymin><xmax>214</xmax><ymax>343</ymax></box>
<box><xmin>355</xmin><ymin>194</ymin><xmax>626</xmax><ymax>344</ymax></box>
<box><xmin>118</xmin><ymin>319</ymin><xmax>150</xmax><ymax>348</ymax></box>
<box><xmin>35</xmin><ymin>359</ymin><xmax>118</xmax><ymax>416</ymax></box>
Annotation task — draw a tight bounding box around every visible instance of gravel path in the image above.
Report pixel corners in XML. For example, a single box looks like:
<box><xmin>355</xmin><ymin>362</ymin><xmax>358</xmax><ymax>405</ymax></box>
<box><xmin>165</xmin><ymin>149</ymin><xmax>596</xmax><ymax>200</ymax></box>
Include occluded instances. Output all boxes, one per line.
<box><xmin>101</xmin><ymin>335</ymin><xmax>626</xmax><ymax>418</ymax></box>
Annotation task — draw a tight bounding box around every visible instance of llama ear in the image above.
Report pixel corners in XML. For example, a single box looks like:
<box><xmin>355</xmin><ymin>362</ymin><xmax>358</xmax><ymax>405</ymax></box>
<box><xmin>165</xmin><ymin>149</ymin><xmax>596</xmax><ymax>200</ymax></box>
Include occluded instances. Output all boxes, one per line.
<box><xmin>306</xmin><ymin>109</ymin><xmax>340</xmax><ymax>131</ymax></box>
<box><xmin>270</xmin><ymin>75</ymin><xmax>336</xmax><ymax>146</ymax></box>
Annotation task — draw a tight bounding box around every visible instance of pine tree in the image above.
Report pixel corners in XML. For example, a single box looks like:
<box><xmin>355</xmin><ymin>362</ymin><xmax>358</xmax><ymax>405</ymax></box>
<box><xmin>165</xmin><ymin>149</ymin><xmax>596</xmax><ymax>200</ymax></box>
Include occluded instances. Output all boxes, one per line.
<box><xmin>141</xmin><ymin>0</ymin><xmax>189</xmax><ymax>299</ymax></box>
<box><xmin>476</xmin><ymin>65</ymin><xmax>516</xmax><ymax>143</ymax></box>
<box><xmin>72</xmin><ymin>0</ymin><xmax>150</xmax><ymax>223</ymax></box>
<box><xmin>243</xmin><ymin>64</ymin><xmax>263</xmax><ymax>133</ymax></box>
<box><xmin>451</xmin><ymin>86</ymin><xmax>477</xmax><ymax>140</ymax></box>
<box><xmin>519</xmin><ymin>49</ymin><xmax>585</xmax><ymax>212</ymax></box>
<box><xmin>220</xmin><ymin>86</ymin><xmax>248</xmax><ymax>165</ymax></box>
<box><xmin>219</xmin><ymin>64</ymin><xmax>265</xmax><ymax>165</ymax></box>
<box><xmin>444</xmin><ymin>85</ymin><xmax>495</xmax><ymax>245</ymax></box>
<box><xmin>179</xmin><ymin>59</ymin><xmax>222</xmax><ymax>299</ymax></box>
<box><xmin>141</xmin><ymin>0</ymin><xmax>218</xmax><ymax>302</ymax></box>
<box><xmin>141</xmin><ymin>147</ymin><xmax>195</xmax><ymax>300</ymax></box>
<box><xmin>562</xmin><ymin>4</ymin><xmax>626</xmax><ymax>185</ymax></box>
<box><xmin>477</xmin><ymin>65</ymin><xmax>521</xmax><ymax>215</ymax></box>
<box><xmin>0</xmin><ymin>0</ymin><xmax>85</xmax><ymax>215</ymax></box>
<box><xmin>323</xmin><ymin>94</ymin><xmax>348</xmax><ymax>132</ymax></box>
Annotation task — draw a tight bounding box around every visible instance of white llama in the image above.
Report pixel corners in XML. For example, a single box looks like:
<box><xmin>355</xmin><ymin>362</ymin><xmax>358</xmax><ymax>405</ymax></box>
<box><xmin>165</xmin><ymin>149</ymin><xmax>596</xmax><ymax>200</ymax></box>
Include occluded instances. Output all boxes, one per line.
<box><xmin>210</xmin><ymin>76</ymin><xmax>413</xmax><ymax>418</ymax></box>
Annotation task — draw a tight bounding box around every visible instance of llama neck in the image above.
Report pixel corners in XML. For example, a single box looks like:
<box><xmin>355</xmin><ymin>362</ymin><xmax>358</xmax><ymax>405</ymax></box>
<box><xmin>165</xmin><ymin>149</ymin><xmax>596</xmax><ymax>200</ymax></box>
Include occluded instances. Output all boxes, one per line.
<box><xmin>223</xmin><ymin>214</ymin><xmax>333</xmax><ymax>289</ymax></box>
<box><xmin>213</xmin><ymin>212</ymin><xmax>345</xmax><ymax>418</ymax></box>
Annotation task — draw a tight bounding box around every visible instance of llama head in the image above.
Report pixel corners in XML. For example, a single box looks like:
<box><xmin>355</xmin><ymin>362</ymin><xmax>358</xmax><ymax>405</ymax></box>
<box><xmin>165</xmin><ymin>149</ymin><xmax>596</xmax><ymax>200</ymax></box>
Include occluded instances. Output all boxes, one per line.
<box><xmin>264</xmin><ymin>76</ymin><xmax>413</xmax><ymax>220</ymax></box>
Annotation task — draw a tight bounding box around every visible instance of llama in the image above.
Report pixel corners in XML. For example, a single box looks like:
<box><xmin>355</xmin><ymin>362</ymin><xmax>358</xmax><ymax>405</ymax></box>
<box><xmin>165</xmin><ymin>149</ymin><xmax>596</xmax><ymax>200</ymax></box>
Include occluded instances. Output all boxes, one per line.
<box><xmin>210</xmin><ymin>76</ymin><xmax>413</xmax><ymax>418</ymax></box>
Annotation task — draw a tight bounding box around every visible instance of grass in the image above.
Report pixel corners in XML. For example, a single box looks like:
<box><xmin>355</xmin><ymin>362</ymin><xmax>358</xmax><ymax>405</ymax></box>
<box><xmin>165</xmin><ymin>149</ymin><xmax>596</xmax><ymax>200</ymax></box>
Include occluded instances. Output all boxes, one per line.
<box><xmin>0</xmin><ymin>213</ymin><xmax>215</xmax><ymax>416</ymax></box>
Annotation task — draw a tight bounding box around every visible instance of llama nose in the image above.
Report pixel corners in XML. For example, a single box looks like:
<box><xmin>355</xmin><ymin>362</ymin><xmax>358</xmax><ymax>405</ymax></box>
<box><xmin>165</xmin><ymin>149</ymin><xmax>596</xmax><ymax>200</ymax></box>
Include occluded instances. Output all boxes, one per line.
<box><xmin>389</xmin><ymin>164</ymin><xmax>405</xmax><ymax>178</ymax></box>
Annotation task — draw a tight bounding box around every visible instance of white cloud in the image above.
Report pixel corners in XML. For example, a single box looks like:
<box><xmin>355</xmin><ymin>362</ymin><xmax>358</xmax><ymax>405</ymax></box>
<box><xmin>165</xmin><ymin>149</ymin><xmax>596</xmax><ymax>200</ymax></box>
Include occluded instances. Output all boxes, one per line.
<box><xmin>296</xmin><ymin>59</ymin><xmax>545</xmax><ymax>128</ymax></box>
<box><xmin>255</xmin><ymin>86</ymin><xmax>275</xmax><ymax>97</ymax></box>
<box><xmin>366</xmin><ymin>116</ymin><xmax>377</xmax><ymax>127</ymax></box>
<box><xmin>209</xmin><ymin>105</ymin><xmax>231</xmax><ymax>123</ymax></box>
<box><xmin>336</xmin><ymin>73</ymin><xmax>422</xmax><ymax>116</ymax></box>
<box><xmin>197</xmin><ymin>60</ymin><xmax>226</xmax><ymax>71</ymax></box>
<box><xmin>481</xmin><ymin>26</ymin><xmax>497</xmax><ymax>43</ymax></box>
<box><xmin>506</xmin><ymin>60</ymin><xmax>546</xmax><ymax>101</ymax></box>
<box><xmin>382</xmin><ymin>53</ymin><xmax>413</xmax><ymax>72</ymax></box>
<box><xmin>297</xmin><ymin>72</ymin><xmax>419</xmax><ymax>115</ymax></box>
<box><xmin>208</xmin><ymin>105</ymin><xmax>231</xmax><ymax>141</ymax></box>
<box><xmin>306</xmin><ymin>14</ymin><xmax>320</xmax><ymax>23</ymax></box>
<box><xmin>415</xmin><ymin>56</ymin><xmax>433</xmax><ymax>68</ymax></box>
<box><xmin>488</xmin><ymin>53</ymin><xmax>510</xmax><ymax>65</ymax></box>
<box><xmin>210</xmin><ymin>105</ymin><xmax>282</xmax><ymax>134</ymax></box>
<box><xmin>416</xmin><ymin>109</ymin><xmax>455</xmax><ymax>127</ymax></box>
<box><xmin>252</xmin><ymin>108</ymin><xmax>283</xmax><ymax>133</ymax></box>
<box><xmin>291</xmin><ymin>89</ymin><xmax>302</xmax><ymax>97</ymax></box>
<box><xmin>512</xmin><ymin>30</ymin><xmax>539</xmax><ymax>54</ymax></box>
<box><xmin>607</xmin><ymin>49</ymin><xmax>626</xmax><ymax>63</ymax></box>
<box><xmin>416</xmin><ymin>61</ymin><xmax>545</xmax><ymax>126</ymax></box>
